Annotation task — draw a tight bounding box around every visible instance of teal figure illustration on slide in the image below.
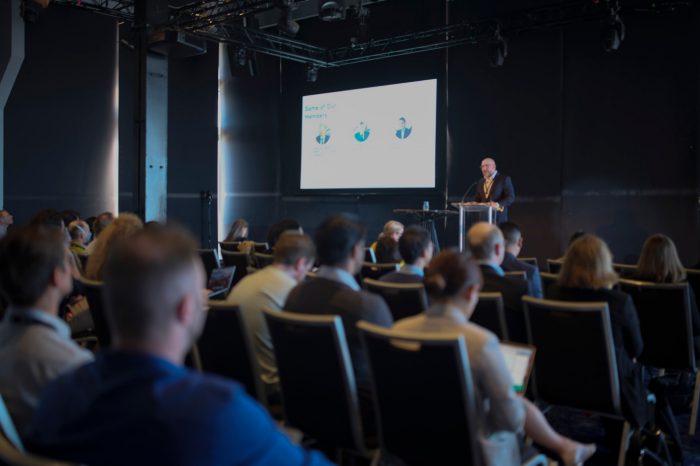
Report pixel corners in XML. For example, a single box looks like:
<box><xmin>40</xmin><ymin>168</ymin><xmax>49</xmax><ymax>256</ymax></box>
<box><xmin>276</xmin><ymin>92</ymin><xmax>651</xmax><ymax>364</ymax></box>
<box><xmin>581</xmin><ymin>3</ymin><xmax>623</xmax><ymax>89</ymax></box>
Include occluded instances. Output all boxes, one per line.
<box><xmin>316</xmin><ymin>124</ymin><xmax>330</xmax><ymax>144</ymax></box>
<box><xmin>395</xmin><ymin>117</ymin><xmax>412</xmax><ymax>139</ymax></box>
<box><xmin>354</xmin><ymin>121</ymin><xmax>370</xmax><ymax>142</ymax></box>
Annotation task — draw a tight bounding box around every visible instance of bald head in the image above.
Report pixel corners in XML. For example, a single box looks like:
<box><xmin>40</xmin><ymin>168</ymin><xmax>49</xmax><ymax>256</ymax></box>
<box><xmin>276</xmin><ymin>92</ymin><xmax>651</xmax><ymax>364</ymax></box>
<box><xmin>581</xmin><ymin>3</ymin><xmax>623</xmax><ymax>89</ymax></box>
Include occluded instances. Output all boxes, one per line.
<box><xmin>480</xmin><ymin>158</ymin><xmax>497</xmax><ymax>178</ymax></box>
<box><xmin>467</xmin><ymin>222</ymin><xmax>505</xmax><ymax>263</ymax></box>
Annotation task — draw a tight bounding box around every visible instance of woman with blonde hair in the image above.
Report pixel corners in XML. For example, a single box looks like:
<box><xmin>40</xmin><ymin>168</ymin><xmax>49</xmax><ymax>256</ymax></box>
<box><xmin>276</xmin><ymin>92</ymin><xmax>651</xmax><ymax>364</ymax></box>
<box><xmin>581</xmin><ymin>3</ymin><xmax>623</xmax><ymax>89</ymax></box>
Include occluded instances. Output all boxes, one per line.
<box><xmin>85</xmin><ymin>213</ymin><xmax>143</xmax><ymax>280</ymax></box>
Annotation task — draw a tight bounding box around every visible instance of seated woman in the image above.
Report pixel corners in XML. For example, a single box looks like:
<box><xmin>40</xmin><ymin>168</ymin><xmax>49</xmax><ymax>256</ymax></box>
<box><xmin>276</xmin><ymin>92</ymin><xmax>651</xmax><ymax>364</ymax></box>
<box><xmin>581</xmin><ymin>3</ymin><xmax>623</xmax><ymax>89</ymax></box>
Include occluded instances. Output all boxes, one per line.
<box><xmin>394</xmin><ymin>250</ymin><xmax>595</xmax><ymax>466</ymax></box>
<box><xmin>636</xmin><ymin>233</ymin><xmax>700</xmax><ymax>357</ymax></box>
<box><xmin>224</xmin><ymin>218</ymin><xmax>249</xmax><ymax>242</ymax></box>
<box><xmin>547</xmin><ymin>234</ymin><xmax>647</xmax><ymax>428</ymax></box>
<box><xmin>85</xmin><ymin>213</ymin><xmax>144</xmax><ymax>281</ymax></box>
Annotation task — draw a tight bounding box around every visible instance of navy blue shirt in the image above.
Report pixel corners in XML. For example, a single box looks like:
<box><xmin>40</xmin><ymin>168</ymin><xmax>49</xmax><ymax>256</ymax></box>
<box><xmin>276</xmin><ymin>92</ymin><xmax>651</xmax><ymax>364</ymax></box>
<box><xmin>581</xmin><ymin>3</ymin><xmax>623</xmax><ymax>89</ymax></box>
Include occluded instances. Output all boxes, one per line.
<box><xmin>27</xmin><ymin>351</ymin><xmax>334</xmax><ymax>466</ymax></box>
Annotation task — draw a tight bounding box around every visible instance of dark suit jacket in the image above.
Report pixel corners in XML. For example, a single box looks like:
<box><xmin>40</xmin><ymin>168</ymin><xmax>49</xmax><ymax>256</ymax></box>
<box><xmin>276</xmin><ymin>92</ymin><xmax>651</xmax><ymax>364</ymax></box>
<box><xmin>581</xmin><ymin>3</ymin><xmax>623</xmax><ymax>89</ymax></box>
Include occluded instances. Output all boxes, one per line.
<box><xmin>474</xmin><ymin>173</ymin><xmax>515</xmax><ymax>222</ymax></box>
<box><xmin>479</xmin><ymin>264</ymin><xmax>529</xmax><ymax>343</ymax></box>
<box><xmin>546</xmin><ymin>284</ymin><xmax>646</xmax><ymax>426</ymax></box>
<box><xmin>283</xmin><ymin>277</ymin><xmax>393</xmax><ymax>393</ymax></box>
<box><xmin>501</xmin><ymin>253</ymin><xmax>543</xmax><ymax>299</ymax></box>
<box><xmin>379</xmin><ymin>271</ymin><xmax>424</xmax><ymax>284</ymax></box>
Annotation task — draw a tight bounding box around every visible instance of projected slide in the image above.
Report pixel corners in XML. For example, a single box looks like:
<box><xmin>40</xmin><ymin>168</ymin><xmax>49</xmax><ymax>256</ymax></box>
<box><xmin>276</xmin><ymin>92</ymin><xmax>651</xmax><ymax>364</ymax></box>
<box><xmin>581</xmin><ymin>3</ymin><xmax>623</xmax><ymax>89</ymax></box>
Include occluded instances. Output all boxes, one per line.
<box><xmin>300</xmin><ymin>79</ymin><xmax>437</xmax><ymax>190</ymax></box>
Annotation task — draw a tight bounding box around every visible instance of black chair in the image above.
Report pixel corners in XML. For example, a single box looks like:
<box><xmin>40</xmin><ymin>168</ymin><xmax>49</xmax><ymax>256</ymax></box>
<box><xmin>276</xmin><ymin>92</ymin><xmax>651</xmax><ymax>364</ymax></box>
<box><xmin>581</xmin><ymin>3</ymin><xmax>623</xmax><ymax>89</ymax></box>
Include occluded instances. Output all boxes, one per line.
<box><xmin>519</xmin><ymin>257</ymin><xmax>539</xmax><ymax>268</ymax></box>
<box><xmin>220</xmin><ymin>250</ymin><xmax>250</xmax><ymax>287</ymax></box>
<box><xmin>360</xmin><ymin>262</ymin><xmax>399</xmax><ymax>281</ymax></box>
<box><xmin>540</xmin><ymin>272</ymin><xmax>559</xmax><ymax>296</ymax></box>
<box><xmin>194</xmin><ymin>303</ymin><xmax>265</xmax><ymax>404</ymax></box>
<box><xmin>363</xmin><ymin>278</ymin><xmax>428</xmax><ymax>322</ymax></box>
<box><xmin>253</xmin><ymin>252</ymin><xmax>274</xmax><ymax>269</ymax></box>
<box><xmin>77</xmin><ymin>276</ymin><xmax>111</xmax><ymax>349</ymax></box>
<box><xmin>364</xmin><ymin>248</ymin><xmax>377</xmax><ymax>264</ymax></box>
<box><xmin>686</xmin><ymin>268</ymin><xmax>700</xmax><ymax>313</ymax></box>
<box><xmin>263</xmin><ymin>310</ymin><xmax>376</xmax><ymax>462</ymax></box>
<box><xmin>613</xmin><ymin>263</ymin><xmax>638</xmax><ymax>278</ymax></box>
<box><xmin>522</xmin><ymin>297</ymin><xmax>632</xmax><ymax>466</ymax></box>
<box><xmin>546</xmin><ymin>259</ymin><xmax>563</xmax><ymax>274</ymax></box>
<box><xmin>618</xmin><ymin>279</ymin><xmax>700</xmax><ymax>434</ymax></box>
<box><xmin>219</xmin><ymin>241</ymin><xmax>241</xmax><ymax>252</ymax></box>
<box><xmin>197</xmin><ymin>249</ymin><xmax>220</xmax><ymax>279</ymax></box>
<box><xmin>358</xmin><ymin>322</ymin><xmax>548</xmax><ymax>466</ymax></box>
<box><xmin>253</xmin><ymin>242</ymin><xmax>269</xmax><ymax>253</ymax></box>
<box><xmin>505</xmin><ymin>270</ymin><xmax>528</xmax><ymax>280</ymax></box>
<box><xmin>471</xmin><ymin>292</ymin><xmax>508</xmax><ymax>340</ymax></box>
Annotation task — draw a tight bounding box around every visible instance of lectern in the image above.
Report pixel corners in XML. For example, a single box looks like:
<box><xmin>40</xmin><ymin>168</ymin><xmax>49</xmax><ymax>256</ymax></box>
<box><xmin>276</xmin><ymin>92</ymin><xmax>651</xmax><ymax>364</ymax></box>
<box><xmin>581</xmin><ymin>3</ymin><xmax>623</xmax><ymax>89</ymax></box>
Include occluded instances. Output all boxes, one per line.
<box><xmin>450</xmin><ymin>202</ymin><xmax>499</xmax><ymax>252</ymax></box>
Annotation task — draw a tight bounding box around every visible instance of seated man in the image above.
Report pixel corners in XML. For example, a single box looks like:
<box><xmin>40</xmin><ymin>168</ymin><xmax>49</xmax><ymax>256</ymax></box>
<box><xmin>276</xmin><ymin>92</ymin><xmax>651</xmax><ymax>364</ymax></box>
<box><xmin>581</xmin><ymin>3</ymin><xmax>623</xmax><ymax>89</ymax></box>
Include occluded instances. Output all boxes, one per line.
<box><xmin>468</xmin><ymin>222</ymin><xmax>529</xmax><ymax>343</ymax></box>
<box><xmin>498</xmin><ymin>222</ymin><xmax>543</xmax><ymax>298</ymax></box>
<box><xmin>68</xmin><ymin>220</ymin><xmax>91</xmax><ymax>256</ymax></box>
<box><xmin>380</xmin><ymin>225</ymin><xmax>433</xmax><ymax>284</ymax></box>
<box><xmin>0</xmin><ymin>226</ymin><xmax>93</xmax><ymax>437</ymax></box>
<box><xmin>374</xmin><ymin>235</ymin><xmax>401</xmax><ymax>264</ymax></box>
<box><xmin>227</xmin><ymin>232</ymin><xmax>315</xmax><ymax>401</ymax></box>
<box><xmin>284</xmin><ymin>214</ymin><xmax>393</xmax><ymax>399</ymax></box>
<box><xmin>27</xmin><ymin>227</ymin><xmax>333</xmax><ymax>466</ymax></box>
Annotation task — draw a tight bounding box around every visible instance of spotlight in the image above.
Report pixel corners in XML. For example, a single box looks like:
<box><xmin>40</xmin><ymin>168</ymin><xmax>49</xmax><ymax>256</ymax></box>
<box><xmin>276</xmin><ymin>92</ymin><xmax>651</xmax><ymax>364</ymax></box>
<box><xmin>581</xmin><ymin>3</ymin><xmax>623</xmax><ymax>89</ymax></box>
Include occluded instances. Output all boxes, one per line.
<box><xmin>277</xmin><ymin>5</ymin><xmax>300</xmax><ymax>37</ymax></box>
<box><xmin>601</xmin><ymin>13</ymin><xmax>625</xmax><ymax>52</ymax></box>
<box><xmin>236</xmin><ymin>47</ymin><xmax>248</xmax><ymax>67</ymax></box>
<box><xmin>488</xmin><ymin>26</ymin><xmax>508</xmax><ymax>68</ymax></box>
<box><xmin>319</xmin><ymin>0</ymin><xmax>346</xmax><ymax>21</ymax></box>
<box><xmin>306</xmin><ymin>64</ymin><xmax>319</xmax><ymax>83</ymax></box>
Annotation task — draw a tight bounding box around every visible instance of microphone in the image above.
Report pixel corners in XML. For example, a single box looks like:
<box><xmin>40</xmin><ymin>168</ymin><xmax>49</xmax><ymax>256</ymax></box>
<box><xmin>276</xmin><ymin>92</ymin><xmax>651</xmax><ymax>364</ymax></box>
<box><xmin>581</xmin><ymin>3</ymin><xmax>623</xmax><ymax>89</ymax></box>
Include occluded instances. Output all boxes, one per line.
<box><xmin>460</xmin><ymin>180</ymin><xmax>480</xmax><ymax>204</ymax></box>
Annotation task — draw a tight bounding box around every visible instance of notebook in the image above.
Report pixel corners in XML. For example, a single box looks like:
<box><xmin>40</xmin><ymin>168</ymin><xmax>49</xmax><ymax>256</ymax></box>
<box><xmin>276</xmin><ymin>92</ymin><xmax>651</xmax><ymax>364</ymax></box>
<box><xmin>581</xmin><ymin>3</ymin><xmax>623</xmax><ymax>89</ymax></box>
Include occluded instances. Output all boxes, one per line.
<box><xmin>207</xmin><ymin>266</ymin><xmax>236</xmax><ymax>300</ymax></box>
<box><xmin>499</xmin><ymin>342</ymin><xmax>536</xmax><ymax>395</ymax></box>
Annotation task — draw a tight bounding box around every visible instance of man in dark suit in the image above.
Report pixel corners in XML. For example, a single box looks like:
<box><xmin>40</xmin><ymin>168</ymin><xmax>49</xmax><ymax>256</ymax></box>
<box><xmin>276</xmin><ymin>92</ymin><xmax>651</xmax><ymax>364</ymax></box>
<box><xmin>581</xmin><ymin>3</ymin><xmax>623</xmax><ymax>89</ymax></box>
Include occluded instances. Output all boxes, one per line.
<box><xmin>468</xmin><ymin>222</ymin><xmax>529</xmax><ymax>343</ymax></box>
<box><xmin>380</xmin><ymin>225</ymin><xmax>433</xmax><ymax>284</ymax></box>
<box><xmin>474</xmin><ymin>157</ymin><xmax>515</xmax><ymax>222</ymax></box>
<box><xmin>284</xmin><ymin>214</ymin><xmax>393</xmax><ymax>398</ymax></box>
<box><xmin>498</xmin><ymin>222</ymin><xmax>543</xmax><ymax>299</ymax></box>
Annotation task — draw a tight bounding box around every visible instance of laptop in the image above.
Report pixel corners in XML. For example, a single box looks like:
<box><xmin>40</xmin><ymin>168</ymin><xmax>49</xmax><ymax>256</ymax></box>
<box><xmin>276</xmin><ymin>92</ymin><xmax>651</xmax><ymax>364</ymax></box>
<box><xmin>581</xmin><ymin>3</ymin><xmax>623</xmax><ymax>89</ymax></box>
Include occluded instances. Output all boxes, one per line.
<box><xmin>499</xmin><ymin>342</ymin><xmax>536</xmax><ymax>395</ymax></box>
<box><xmin>207</xmin><ymin>266</ymin><xmax>236</xmax><ymax>300</ymax></box>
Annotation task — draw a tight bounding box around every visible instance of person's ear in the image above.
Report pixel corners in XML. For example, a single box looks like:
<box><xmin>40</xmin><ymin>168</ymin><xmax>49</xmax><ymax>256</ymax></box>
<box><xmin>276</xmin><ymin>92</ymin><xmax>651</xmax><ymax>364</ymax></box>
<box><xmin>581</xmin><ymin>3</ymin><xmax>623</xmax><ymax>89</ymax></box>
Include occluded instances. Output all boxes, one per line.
<box><xmin>175</xmin><ymin>293</ymin><xmax>196</xmax><ymax>326</ymax></box>
<box><xmin>517</xmin><ymin>237</ymin><xmax>524</xmax><ymax>248</ymax></box>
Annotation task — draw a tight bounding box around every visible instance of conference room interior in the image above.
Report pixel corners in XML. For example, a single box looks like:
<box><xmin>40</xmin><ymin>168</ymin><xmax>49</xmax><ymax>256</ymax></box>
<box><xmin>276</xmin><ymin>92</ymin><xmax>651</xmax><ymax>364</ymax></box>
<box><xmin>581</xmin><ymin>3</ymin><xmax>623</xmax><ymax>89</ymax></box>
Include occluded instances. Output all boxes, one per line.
<box><xmin>2</xmin><ymin>0</ymin><xmax>700</xmax><ymax>465</ymax></box>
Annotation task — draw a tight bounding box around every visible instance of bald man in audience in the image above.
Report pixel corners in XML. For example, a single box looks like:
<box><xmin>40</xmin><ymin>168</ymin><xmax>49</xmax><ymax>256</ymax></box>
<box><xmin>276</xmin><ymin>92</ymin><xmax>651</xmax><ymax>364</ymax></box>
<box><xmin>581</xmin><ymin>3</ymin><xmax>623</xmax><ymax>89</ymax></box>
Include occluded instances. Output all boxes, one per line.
<box><xmin>67</xmin><ymin>220</ymin><xmax>91</xmax><ymax>256</ymax></box>
<box><xmin>498</xmin><ymin>222</ymin><xmax>543</xmax><ymax>298</ymax></box>
<box><xmin>227</xmin><ymin>231</ymin><xmax>315</xmax><ymax>402</ymax></box>
<box><xmin>0</xmin><ymin>226</ymin><xmax>93</xmax><ymax>438</ymax></box>
<box><xmin>27</xmin><ymin>226</ymin><xmax>333</xmax><ymax>466</ymax></box>
<box><xmin>468</xmin><ymin>222</ymin><xmax>529</xmax><ymax>343</ymax></box>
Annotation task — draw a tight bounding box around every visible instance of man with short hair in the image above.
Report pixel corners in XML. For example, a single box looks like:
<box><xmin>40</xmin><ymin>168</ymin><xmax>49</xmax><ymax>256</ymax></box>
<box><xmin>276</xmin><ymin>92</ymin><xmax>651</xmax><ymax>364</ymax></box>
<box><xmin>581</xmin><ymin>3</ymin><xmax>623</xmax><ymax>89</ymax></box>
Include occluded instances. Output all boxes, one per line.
<box><xmin>0</xmin><ymin>226</ymin><xmax>93</xmax><ymax>437</ymax></box>
<box><xmin>380</xmin><ymin>225</ymin><xmax>433</xmax><ymax>284</ymax></box>
<box><xmin>27</xmin><ymin>227</ymin><xmax>333</xmax><ymax>466</ymax></box>
<box><xmin>498</xmin><ymin>222</ymin><xmax>543</xmax><ymax>299</ymax></box>
<box><xmin>474</xmin><ymin>157</ymin><xmax>515</xmax><ymax>222</ymax></box>
<box><xmin>0</xmin><ymin>209</ymin><xmax>14</xmax><ymax>238</ymax></box>
<box><xmin>227</xmin><ymin>231</ymin><xmax>315</xmax><ymax>400</ymax></box>
<box><xmin>67</xmin><ymin>220</ymin><xmax>91</xmax><ymax>255</ymax></box>
<box><xmin>468</xmin><ymin>222</ymin><xmax>529</xmax><ymax>343</ymax></box>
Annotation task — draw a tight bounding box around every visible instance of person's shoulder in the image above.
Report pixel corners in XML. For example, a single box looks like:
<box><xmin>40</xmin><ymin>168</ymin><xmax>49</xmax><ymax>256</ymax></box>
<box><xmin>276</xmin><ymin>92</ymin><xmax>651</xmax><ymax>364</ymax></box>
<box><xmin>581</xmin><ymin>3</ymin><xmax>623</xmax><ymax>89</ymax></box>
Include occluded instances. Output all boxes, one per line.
<box><xmin>22</xmin><ymin>326</ymin><xmax>93</xmax><ymax>367</ymax></box>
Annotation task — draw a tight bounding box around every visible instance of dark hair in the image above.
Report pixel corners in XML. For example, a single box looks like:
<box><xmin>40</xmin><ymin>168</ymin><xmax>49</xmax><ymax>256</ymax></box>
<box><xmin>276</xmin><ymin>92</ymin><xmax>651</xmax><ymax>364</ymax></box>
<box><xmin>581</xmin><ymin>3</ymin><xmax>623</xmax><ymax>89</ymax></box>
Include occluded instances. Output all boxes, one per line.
<box><xmin>102</xmin><ymin>226</ymin><xmax>200</xmax><ymax>342</ymax></box>
<box><xmin>568</xmin><ymin>230</ymin><xmax>586</xmax><ymax>246</ymax></box>
<box><xmin>424</xmin><ymin>250</ymin><xmax>482</xmax><ymax>300</ymax></box>
<box><xmin>498</xmin><ymin>222</ymin><xmax>521</xmax><ymax>246</ymax></box>
<box><xmin>0</xmin><ymin>226</ymin><xmax>68</xmax><ymax>307</ymax></box>
<box><xmin>93</xmin><ymin>212</ymin><xmax>115</xmax><ymax>237</ymax></box>
<box><xmin>315</xmin><ymin>214</ymin><xmax>366</xmax><ymax>267</ymax></box>
<box><xmin>30</xmin><ymin>209</ymin><xmax>64</xmax><ymax>231</ymax></box>
<box><xmin>273</xmin><ymin>232</ymin><xmax>316</xmax><ymax>266</ymax></box>
<box><xmin>375</xmin><ymin>236</ymin><xmax>401</xmax><ymax>263</ymax></box>
<box><xmin>61</xmin><ymin>209</ymin><xmax>80</xmax><ymax>227</ymax></box>
<box><xmin>267</xmin><ymin>218</ymin><xmax>302</xmax><ymax>248</ymax></box>
<box><xmin>637</xmin><ymin>234</ymin><xmax>686</xmax><ymax>284</ymax></box>
<box><xmin>398</xmin><ymin>225</ymin><xmax>431</xmax><ymax>264</ymax></box>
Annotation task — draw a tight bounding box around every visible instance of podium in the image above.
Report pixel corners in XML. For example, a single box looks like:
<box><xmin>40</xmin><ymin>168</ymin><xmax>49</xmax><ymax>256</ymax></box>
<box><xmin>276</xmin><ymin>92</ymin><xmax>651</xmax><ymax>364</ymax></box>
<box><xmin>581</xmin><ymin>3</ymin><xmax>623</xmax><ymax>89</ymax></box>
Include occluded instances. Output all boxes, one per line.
<box><xmin>393</xmin><ymin>208</ymin><xmax>457</xmax><ymax>252</ymax></box>
<box><xmin>450</xmin><ymin>202</ymin><xmax>499</xmax><ymax>252</ymax></box>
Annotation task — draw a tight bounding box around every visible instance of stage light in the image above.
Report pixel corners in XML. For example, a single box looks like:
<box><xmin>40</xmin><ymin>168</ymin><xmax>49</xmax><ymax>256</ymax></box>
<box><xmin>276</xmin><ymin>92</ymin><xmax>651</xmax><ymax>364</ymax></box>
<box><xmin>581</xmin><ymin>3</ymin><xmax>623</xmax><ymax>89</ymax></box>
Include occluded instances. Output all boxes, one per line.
<box><xmin>601</xmin><ymin>12</ymin><xmax>625</xmax><ymax>52</ymax></box>
<box><xmin>488</xmin><ymin>26</ymin><xmax>508</xmax><ymax>68</ymax></box>
<box><xmin>277</xmin><ymin>5</ymin><xmax>300</xmax><ymax>37</ymax></box>
<box><xmin>236</xmin><ymin>47</ymin><xmax>248</xmax><ymax>67</ymax></box>
<box><xmin>306</xmin><ymin>64</ymin><xmax>319</xmax><ymax>83</ymax></box>
<box><xmin>319</xmin><ymin>1</ymin><xmax>346</xmax><ymax>21</ymax></box>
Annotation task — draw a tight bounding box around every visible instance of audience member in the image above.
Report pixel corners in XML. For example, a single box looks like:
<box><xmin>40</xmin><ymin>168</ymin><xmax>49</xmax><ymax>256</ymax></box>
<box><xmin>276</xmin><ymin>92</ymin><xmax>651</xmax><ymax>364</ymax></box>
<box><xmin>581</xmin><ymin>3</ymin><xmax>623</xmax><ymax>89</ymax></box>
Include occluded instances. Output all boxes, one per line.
<box><xmin>68</xmin><ymin>220</ymin><xmax>91</xmax><ymax>255</ymax></box>
<box><xmin>224</xmin><ymin>218</ymin><xmax>249</xmax><ymax>242</ymax></box>
<box><xmin>0</xmin><ymin>226</ymin><xmax>93</xmax><ymax>437</ymax></box>
<box><xmin>547</xmin><ymin>234</ymin><xmax>648</xmax><ymax>427</ymax></box>
<box><xmin>227</xmin><ymin>232</ymin><xmax>316</xmax><ymax>401</ymax></box>
<box><xmin>371</xmin><ymin>220</ymin><xmax>404</xmax><ymax>251</ymax></box>
<box><xmin>468</xmin><ymin>222</ymin><xmax>529</xmax><ymax>343</ymax></box>
<box><xmin>374</xmin><ymin>235</ymin><xmax>401</xmax><ymax>264</ymax></box>
<box><xmin>499</xmin><ymin>222</ymin><xmax>543</xmax><ymax>298</ymax></box>
<box><xmin>85</xmin><ymin>213</ymin><xmax>143</xmax><ymax>280</ymax></box>
<box><xmin>394</xmin><ymin>250</ymin><xmax>595</xmax><ymax>466</ymax></box>
<box><xmin>85</xmin><ymin>212</ymin><xmax>115</xmax><ymax>255</ymax></box>
<box><xmin>26</xmin><ymin>226</ymin><xmax>333</xmax><ymax>466</ymax></box>
<box><xmin>380</xmin><ymin>225</ymin><xmax>433</xmax><ymax>284</ymax></box>
<box><xmin>0</xmin><ymin>209</ymin><xmax>14</xmax><ymax>238</ymax></box>
<box><xmin>636</xmin><ymin>233</ymin><xmax>700</xmax><ymax>357</ymax></box>
<box><xmin>284</xmin><ymin>214</ymin><xmax>392</xmax><ymax>417</ymax></box>
<box><xmin>266</xmin><ymin>218</ymin><xmax>303</xmax><ymax>250</ymax></box>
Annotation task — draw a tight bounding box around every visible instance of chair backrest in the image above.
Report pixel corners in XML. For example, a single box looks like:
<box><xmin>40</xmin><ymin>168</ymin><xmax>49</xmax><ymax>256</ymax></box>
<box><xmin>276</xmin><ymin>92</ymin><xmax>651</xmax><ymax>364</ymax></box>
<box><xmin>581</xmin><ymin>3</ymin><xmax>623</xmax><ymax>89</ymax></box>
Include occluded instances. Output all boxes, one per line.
<box><xmin>540</xmin><ymin>272</ymin><xmax>559</xmax><ymax>295</ymax></box>
<box><xmin>519</xmin><ymin>257</ymin><xmax>538</xmax><ymax>268</ymax></box>
<box><xmin>358</xmin><ymin>322</ymin><xmax>482</xmax><ymax>466</ymax></box>
<box><xmin>196</xmin><ymin>303</ymin><xmax>265</xmax><ymax>403</ymax></box>
<box><xmin>522</xmin><ymin>297</ymin><xmax>622</xmax><ymax>417</ymax></box>
<box><xmin>363</xmin><ymin>278</ymin><xmax>428</xmax><ymax>322</ymax></box>
<box><xmin>505</xmin><ymin>270</ymin><xmax>527</xmax><ymax>280</ymax></box>
<box><xmin>253</xmin><ymin>242</ymin><xmax>269</xmax><ymax>253</ymax></box>
<box><xmin>263</xmin><ymin>310</ymin><xmax>368</xmax><ymax>453</ymax></box>
<box><xmin>686</xmin><ymin>268</ymin><xmax>700</xmax><ymax>312</ymax></box>
<box><xmin>219</xmin><ymin>241</ymin><xmax>241</xmax><ymax>252</ymax></box>
<box><xmin>197</xmin><ymin>249</ymin><xmax>220</xmax><ymax>279</ymax></box>
<box><xmin>360</xmin><ymin>262</ymin><xmax>400</xmax><ymax>280</ymax></box>
<box><xmin>471</xmin><ymin>292</ymin><xmax>508</xmax><ymax>341</ymax></box>
<box><xmin>253</xmin><ymin>252</ymin><xmax>275</xmax><ymax>269</ymax></box>
<box><xmin>618</xmin><ymin>279</ymin><xmax>695</xmax><ymax>371</ymax></box>
<box><xmin>220</xmin><ymin>250</ymin><xmax>250</xmax><ymax>287</ymax></box>
<box><xmin>364</xmin><ymin>247</ymin><xmax>377</xmax><ymax>263</ymax></box>
<box><xmin>613</xmin><ymin>263</ymin><xmax>638</xmax><ymax>278</ymax></box>
<box><xmin>76</xmin><ymin>276</ymin><xmax>111</xmax><ymax>348</ymax></box>
<box><xmin>546</xmin><ymin>259</ymin><xmax>563</xmax><ymax>274</ymax></box>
